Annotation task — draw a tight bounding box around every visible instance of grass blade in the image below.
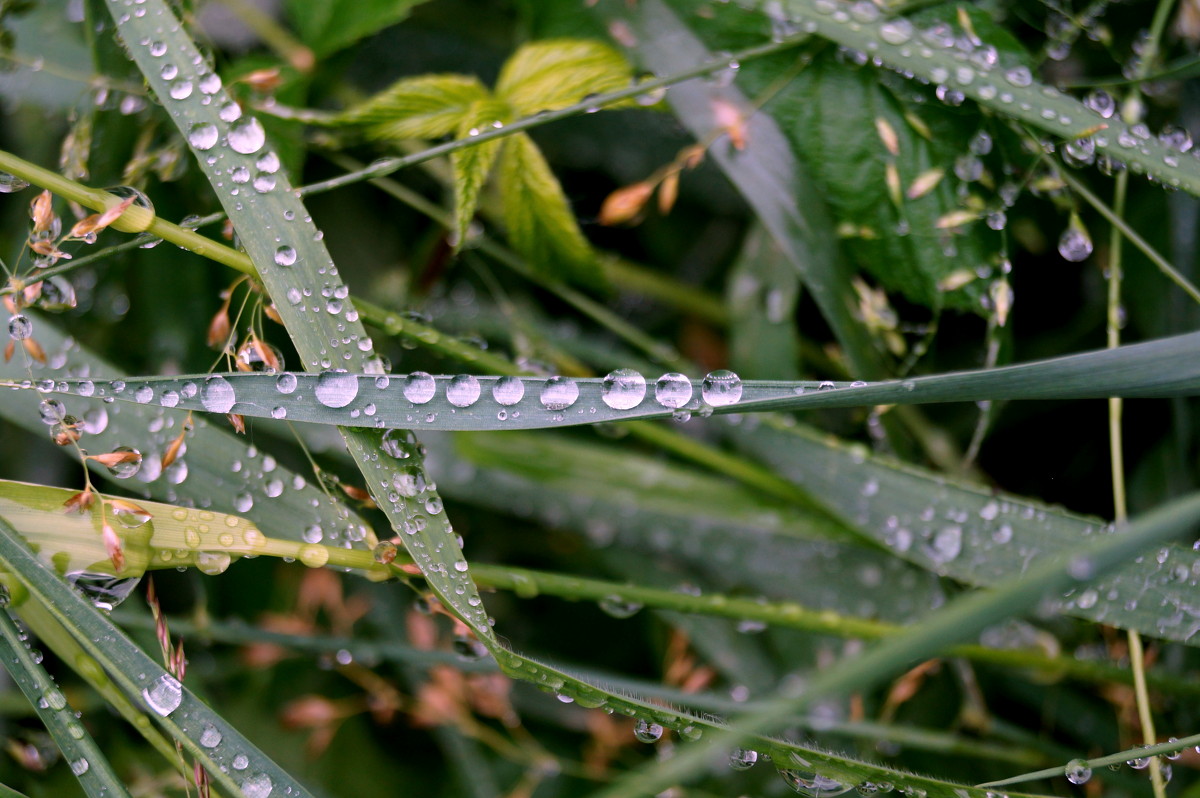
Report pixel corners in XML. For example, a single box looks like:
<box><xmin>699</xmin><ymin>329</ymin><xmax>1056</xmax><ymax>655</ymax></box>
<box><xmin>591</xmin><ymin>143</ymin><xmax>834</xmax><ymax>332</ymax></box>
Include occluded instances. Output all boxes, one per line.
<box><xmin>23</xmin><ymin>329</ymin><xmax>1200</xmax><ymax>430</ymax></box>
<box><xmin>0</xmin><ymin>609</ymin><xmax>131</xmax><ymax>798</ymax></box>
<box><xmin>0</xmin><ymin>513</ymin><xmax>315</xmax><ymax>798</ymax></box>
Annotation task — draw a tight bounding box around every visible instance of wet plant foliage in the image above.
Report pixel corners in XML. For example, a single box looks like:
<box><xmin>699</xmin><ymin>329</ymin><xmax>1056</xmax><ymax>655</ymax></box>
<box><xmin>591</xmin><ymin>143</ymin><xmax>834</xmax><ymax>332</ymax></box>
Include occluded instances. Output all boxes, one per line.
<box><xmin>0</xmin><ymin>0</ymin><xmax>1199</xmax><ymax>796</ymax></box>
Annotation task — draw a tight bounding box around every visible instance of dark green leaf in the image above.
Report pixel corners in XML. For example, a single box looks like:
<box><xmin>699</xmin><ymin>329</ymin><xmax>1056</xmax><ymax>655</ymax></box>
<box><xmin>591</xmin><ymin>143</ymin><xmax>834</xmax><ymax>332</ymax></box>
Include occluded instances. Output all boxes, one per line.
<box><xmin>284</xmin><ymin>0</ymin><xmax>429</xmax><ymax>57</ymax></box>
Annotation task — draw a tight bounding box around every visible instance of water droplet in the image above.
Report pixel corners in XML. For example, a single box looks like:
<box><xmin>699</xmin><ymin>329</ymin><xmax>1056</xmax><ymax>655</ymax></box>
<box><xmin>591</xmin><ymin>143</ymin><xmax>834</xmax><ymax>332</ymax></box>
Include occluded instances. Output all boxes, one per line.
<box><xmin>446</xmin><ymin>375</ymin><xmax>481</xmax><ymax>407</ymax></box>
<box><xmin>701</xmin><ymin>370</ymin><xmax>743</xmax><ymax>406</ymax></box>
<box><xmin>273</xmin><ymin>245</ymin><xmax>296</xmax><ymax>266</ymax></box>
<box><xmin>655</xmin><ymin>373</ymin><xmax>693</xmax><ymax>408</ymax></box>
<box><xmin>275</xmin><ymin>373</ymin><xmax>297</xmax><ymax>394</ymax></box>
<box><xmin>729</xmin><ymin>748</ymin><xmax>759</xmax><ymax>770</ymax></box>
<box><xmin>540</xmin><ymin>376</ymin><xmax>578</xmax><ymax>410</ymax></box>
<box><xmin>70</xmin><ymin>758</ymin><xmax>89</xmax><ymax>776</ymax></box>
<box><xmin>201</xmin><ymin>376</ymin><xmax>235</xmax><ymax>413</ymax></box>
<box><xmin>68</xmin><ymin>571</ymin><xmax>141</xmax><ymax>610</ymax></box>
<box><xmin>633</xmin><ymin>719</ymin><xmax>663</xmax><ymax>743</ymax></box>
<box><xmin>198</xmin><ymin>72</ymin><xmax>222</xmax><ymax>95</ymax></box>
<box><xmin>600</xmin><ymin>369</ymin><xmax>646</xmax><ymax>410</ymax></box>
<box><xmin>227</xmin><ymin>118</ymin><xmax>266</xmax><ymax>155</ymax></box>
<box><xmin>403</xmin><ymin>372</ymin><xmax>436</xmax><ymax>404</ymax></box>
<box><xmin>169</xmin><ymin>79</ymin><xmax>193</xmax><ymax>100</ymax></box>
<box><xmin>1003</xmin><ymin>65</ymin><xmax>1032</xmax><ymax>87</ymax></box>
<box><xmin>879</xmin><ymin>18</ymin><xmax>913</xmax><ymax>45</ymax></box>
<box><xmin>1058</xmin><ymin>224</ymin><xmax>1093</xmax><ymax>262</ymax></box>
<box><xmin>199</xmin><ymin>724</ymin><xmax>222</xmax><ymax>748</ymax></box>
<box><xmin>8</xmin><ymin>314</ymin><xmax>32</xmax><ymax>340</ymax></box>
<box><xmin>39</xmin><ymin>399</ymin><xmax>66</xmax><ymax>425</ymax></box>
<box><xmin>104</xmin><ymin>446</ymin><xmax>142</xmax><ymax>479</ymax></box>
<box><xmin>381</xmin><ymin>429</ymin><xmax>414</xmax><ymax>458</ymax></box>
<box><xmin>187</xmin><ymin>122</ymin><xmax>219</xmax><ymax>151</ymax></box>
<box><xmin>779</xmin><ymin>769</ymin><xmax>853</xmax><ymax>795</ymax></box>
<box><xmin>142</xmin><ymin>674</ymin><xmax>183</xmax><ymax>716</ymax></box>
<box><xmin>315</xmin><ymin>371</ymin><xmax>358</xmax><ymax>408</ymax></box>
<box><xmin>491</xmin><ymin>375</ymin><xmax>525</xmax><ymax>405</ymax></box>
<box><xmin>928</xmin><ymin>525</ymin><xmax>962</xmax><ymax>564</ymax></box>
<box><xmin>0</xmin><ymin>172</ymin><xmax>30</xmax><ymax>193</ymax></box>
<box><xmin>598</xmin><ymin>596</ymin><xmax>642</xmax><ymax>618</ymax></box>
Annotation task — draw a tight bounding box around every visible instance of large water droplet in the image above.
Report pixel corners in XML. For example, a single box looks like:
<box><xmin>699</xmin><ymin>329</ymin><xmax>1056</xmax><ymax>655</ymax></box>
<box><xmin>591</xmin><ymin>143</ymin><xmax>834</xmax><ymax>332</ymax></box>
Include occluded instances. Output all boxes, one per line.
<box><xmin>633</xmin><ymin>720</ymin><xmax>663</xmax><ymax>743</ymax></box>
<box><xmin>104</xmin><ymin>446</ymin><xmax>142</xmax><ymax>479</ymax></box>
<box><xmin>492</xmin><ymin>376</ymin><xmax>524</xmax><ymax>406</ymax></box>
<box><xmin>446</xmin><ymin>375</ymin><xmax>481</xmax><ymax>407</ymax></box>
<box><xmin>227</xmin><ymin>118</ymin><xmax>266</xmax><ymax>155</ymax></box>
<box><xmin>654</xmin><ymin>373</ymin><xmax>693</xmax><ymax>408</ymax></box>
<box><xmin>1003</xmin><ymin>65</ymin><xmax>1032</xmax><ymax>87</ymax></box>
<box><xmin>403</xmin><ymin>372</ymin><xmax>436</xmax><ymax>404</ymax></box>
<box><xmin>1058</xmin><ymin>225</ymin><xmax>1093</xmax><ymax>262</ymax></box>
<box><xmin>8</xmin><ymin>314</ymin><xmax>32</xmax><ymax>340</ymax></box>
<box><xmin>142</xmin><ymin>674</ymin><xmax>183</xmax><ymax>716</ymax></box>
<box><xmin>878</xmin><ymin>18</ymin><xmax>913</xmax><ymax>45</ymax></box>
<box><xmin>201</xmin><ymin>376</ymin><xmax>235</xmax><ymax>413</ymax></box>
<box><xmin>0</xmin><ymin>172</ymin><xmax>30</xmax><ymax>193</ymax></box>
<box><xmin>701</xmin><ymin>370</ymin><xmax>742</xmax><ymax>406</ymax></box>
<box><xmin>275</xmin><ymin>373</ymin><xmax>297</xmax><ymax>394</ymax></box>
<box><xmin>315</xmin><ymin>371</ymin><xmax>358</xmax><ymax>408</ymax></box>
<box><xmin>187</xmin><ymin>122</ymin><xmax>219</xmax><ymax>151</ymax></box>
<box><xmin>601</xmin><ymin>368</ymin><xmax>645</xmax><ymax>410</ymax></box>
<box><xmin>729</xmin><ymin>748</ymin><xmax>759</xmax><ymax>770</ymax></box>
<box><xmin>540</xmin><ymin>376</ymin><xmax>578</xmax><ymax>410</ymax></box>
<box><xmin>241</xmin><ymin>773</ymin><xmax>273</xmax><ymax>798</ymax></box>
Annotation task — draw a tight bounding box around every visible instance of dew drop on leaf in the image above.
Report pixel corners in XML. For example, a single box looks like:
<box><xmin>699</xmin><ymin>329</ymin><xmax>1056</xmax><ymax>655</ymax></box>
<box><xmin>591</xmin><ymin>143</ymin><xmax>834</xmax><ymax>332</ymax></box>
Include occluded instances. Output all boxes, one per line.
<box><xmin>275</xmin><ymin>373</ymin><xmax>297</xmax><ymax>394</ymax></box>
<box><xmin>315</xmin><ymin>371</ymin><xmax>358</xmax><ymax>408</ymax></box>
<box><xmin>187</xmin><ymin>122</ymin><xmax>219</xmax><ymax>151</ymax></box>
<box><xmin>105</xmin><ymin>446</ymin><xmax>142</xmax><ymax>479</ymax></box>
<box><xmin>540</xmin><ymin>376</ymin><xmax>578</xmax><ymax>410</ymax></box>
<box><xmin>8</xmin><ymin>314</ymin><xmax>32</xmax><ymax>340</ymax></box>
<box><xmin>273</xmin><ymin>245</ymin><xmax>296</xmax><ymax>266</ymax></box>
<box><xmin>227</xmin><ymin>118</ymin><xmax>266</xmax><ymax>155</ymax></box>
<box><xmin>492</xmin><ymin>376</ymin><xmax>525</xmax><ymax>406</ymax></box>
<box><xmin>730</xmin><ymin>748</ymin><xmax>759</xmax><ymax>770</ymax></box>
<box><xmin>199</xmin><ymin>724</ymin><xmax>222</xmax><ymax>748</ymax></box>
<box><xmin>601</xmin><ymin>368</ymin><xmax>646</xmax><ymax>410</ymax></box>
<box><xmin>633</xmin><ymin>719</ymin><xmax>663</xmax><ymax>743</ymax></box>
<box><xmin>446</xmin><ymin>375</ymin><xmax>481</xmax><ymax>407</ymax></box>
<box><xmin>201</xmin><ymin>376</ymin><xmax>236</xmax><ymax>413</ymax></box>
<box><xmin>701</xmin><ymin>369</ymin><xmax>743</xmax><ymax>406</ymax></box>
<box><xmin>142</xmin><ymin>674</ymin><xmax>183</xmax><ymax>716</ymax></box>
<box><xmin>654</xmin><ymin>373</ymin><xmax>693</xmax><ymax>408</ymax></box>
<box><xmin>403</xmin><ymin>372</ymin><xmax>436</xmax><ymax>404</ymax></box>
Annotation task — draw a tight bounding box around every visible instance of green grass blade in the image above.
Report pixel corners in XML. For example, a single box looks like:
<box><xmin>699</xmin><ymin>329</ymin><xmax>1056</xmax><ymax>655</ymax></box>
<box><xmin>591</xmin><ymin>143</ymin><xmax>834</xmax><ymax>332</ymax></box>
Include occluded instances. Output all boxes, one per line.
<box><xmin>590</xmin><ymin>491</ymin><xmax>1200</xmax><ymax>798</ymax></box>
<box><xmin>735</xmin><ymin>417</ymin><xmax>1200</xmax><ymax>644</ymax></box>
<box><xmin>0</xmin><ymin>514</ymin><xmax>315</xmax><ymax>798</ymax></box>
<box><xmin>104</xmin><ymin>0</ymin><xmax>494</xmax><ymax>641</ymax></box>
<box><xmin>26</xmin><ymin>329</ymin><xmax>1200</xmax><ymax>430</ymax></box>
<box><xmin>0</xmin><ymin>609</ymin><xmax>131</xmax><ymax>798</ymax></box>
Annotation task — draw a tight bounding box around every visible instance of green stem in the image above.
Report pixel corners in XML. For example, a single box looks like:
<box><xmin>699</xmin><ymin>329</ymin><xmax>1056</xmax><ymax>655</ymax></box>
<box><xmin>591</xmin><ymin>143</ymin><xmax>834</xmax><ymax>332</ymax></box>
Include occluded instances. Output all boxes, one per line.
<box><xmin>976</xmin><ymin>731</ymin><xmax>1200</xmax><ymax>788</ymax></box>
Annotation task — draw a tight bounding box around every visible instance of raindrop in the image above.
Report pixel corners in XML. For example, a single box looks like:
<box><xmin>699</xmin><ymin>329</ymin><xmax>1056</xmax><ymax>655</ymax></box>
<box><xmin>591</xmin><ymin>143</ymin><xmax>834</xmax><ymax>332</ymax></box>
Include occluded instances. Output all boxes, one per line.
<box><xmin>142</xmin><ymin>674</ymin><xmax>183</xmax><ymax>716</ymax></box>
<box><xmin>540</xmin><ymin>376</ymin><xmax>578</xmax><ymax>410</ymax></box>
<box><xmin>187</xmin><ymin>122</ymin><xmax>219</xmax><ymax>151</ymax></box>
<box><xmin>779</xmin><ymin>769</ymin><xmax>853</xmax><ymax>795</ymax></box>
<box><xmin>315</xmin><ymin>371</ymin><xmax>358</xmax><ymax>408</ymax></box>
<box><xmin>8</xmin><ymin>314</ymin><xmax>32</xmax><ymax>340</ymax></box>
<box><xmin>38</xmin><ymin>399</ymin><xmax>66</xmax><ymax>425</ymax></box>
<box><xmin>492</xmin><ymin>376</ymin><xmax>524</xmax><ymax>406</ymax></box>
<box><xmin>227</xmin><ymin>118</ymin><xmax>266</xmax><ymax>155</ymax></box>
<box><xmin>1084</xmin><ymin>90</ymin><xmax>1116</xmax><ymax>119</ymax></box>
<box><xmin>403</xmin><ymin>372</ymin><xmax>436</xmax><ymax>404</ymax></box>
<box><xmin>878</xmin><ymin>18</ymin><xmax>913</xmax><ymax>45</ymax></box>
<box><xmin>241</xmin><ymin>774</ymin><xmax>273</xmax><ymax>798</ymax></box>
<box><xmin>68</xmin><ymin>572</ymin><xmax>141</xmax><ymax>610</ymax></box>
<box><xmin>273</xmin><ymin>245</ymin><xmax>297</xmax><ymax>266</ymax></box>
<box><xmin>729</xmin><ymin>748</ymin><xmax>759</xmax><ymax>771</ymax></box>
<box><xmin>929</xmin><ymin>526</ymin><xmax>962</xmax><ymax>564</ymax></box>
<box><xmin>199</xmin><ymin>724</ymin><xmax>222</xmax><ymax>748</ymax></box>
<box><xmin>201</xmin><ymin>376</ymin><xmax>235</xmax><ymax>413</ymax></box>
<box><xmin>1003</xmin><ymin>66</ymin><xmax>1032</xmax><ymax>87</ymax></box>
<box><xmin>70</xmin><ymin>758</ymin><xmax>89</xmax><ymax>776</ymax></box>
<box><xmin>598</xmin><ymin>596</ymin><xmax>642</xmax><ymax>618</ymax></box>
<box><xmin>1064</xmin><ymin>759</ymin><xmax>1091</xmax><ymax>784</ymax></box>
<box><xmin>275</xmin><ymin>373</ymin><xmax>297</xmax><ymax>394</ymax></box>
<box><xmin>256</xmin><ymin>151</ymin><xmax>281</xmax><ymax>173</ymax></box>
<box><xmin>104</xmin><ymin>446</ymin><xmax>142</xmax><ymax>479</ymax></box>
<box><xmin>701</xmin><ymin>370</ymin><xmax>743</xmax><ymax>406</ymax></box>
<box><xmin>655</xmin><ymin>373</ymin><xmax>693</xmax><ymax>408</ymax></box>
<box><xmin>381</xmin><ymin>429</ymin><xmax>414</xmax><ymax>458</ymax></box>
<box><xmin>633</xmin><ymin>720</ymin><xmax>663</xmax><ymax>743</ymax></box>
<box><xmin>198</xmin><ymin>72</ymin><xmax>222</xmax><ymax>95</ymax></box>
<box><xmin>1058</xmin><ymin>223</ymin><xmax>1093</xmax><ymax>262</ymax></box>
<box><xmin>601</xmin><ymin>369</ymin><xmax>646</xmax><ymax>410</ymax></box>
<box><xmin>446</xmin><ymin>375</ymin><xmax>481</xmax><ymax>407</ymax></box>
<box><xmin>168</xmin><ymin>79</ymin><xmax>193</xmax><ymax>100</ymax></box>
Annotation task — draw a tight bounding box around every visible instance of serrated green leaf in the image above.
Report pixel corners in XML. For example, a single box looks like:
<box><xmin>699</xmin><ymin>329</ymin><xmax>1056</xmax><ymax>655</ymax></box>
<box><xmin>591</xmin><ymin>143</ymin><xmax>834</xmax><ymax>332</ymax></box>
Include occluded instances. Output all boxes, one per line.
<box><xmin>284</xmin><ymin>0</ymin><xmax>429</xmax><ymax>57</ymax></box>
<box><xmin>336</xmin><ymin>74</ymin><xmax>492</xmax><ymax>140</ymax></box>
<box><xmin>451</xmin><ymin>98</ymin><xmax>511</xmax><ymax>250</ymax></box>
<box><xmin>497</xmin><ymin>132</ymin><xmax>600</xmax><ymax>286</ymax></box>
<box><xmin>495</xmin><ymin>38</ymin><xmax>634</xmax><ymax>115</ymax></box>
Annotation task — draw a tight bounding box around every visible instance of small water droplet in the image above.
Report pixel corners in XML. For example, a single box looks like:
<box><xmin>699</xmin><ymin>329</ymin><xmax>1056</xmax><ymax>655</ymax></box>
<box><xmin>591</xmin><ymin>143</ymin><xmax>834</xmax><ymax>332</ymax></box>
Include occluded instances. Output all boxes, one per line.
<box><xmin>729</xmin><ymin>748</ymin><xmax>759</xmax><ymax>770</ymax></box>
<box><xmin>540</xmin><ymin>376</ymin><xmax>579</xmax><ymax>410</ymax></box>
<box><xmin>599</xmin><ymin>596</ymin><xmax>642</xmax><ymax>618</ymax></box>
<box><xmin>275</xmin><ymin>373</ymin><xmax>297</xmax><ymax>394</ymax></box>
<box><xmin>199</xmin><ymin>724</ymin><xmax>222</xmax><ymax>748</ymax></box>
<box><xmin>1058</xmin><ymin>223</ymin><xmax>1093</xmax><ymax>262</ymax></box>
<box><xmin>273</xmin><ymin>245</ymin><xmax>297</xmax><ymax>266</ymax></box>
<box><xmin>633</xmin><ymin>719</ymin><xmax>663</xmax><ymax>743</ymax></box>
<box><xmin>1003</xmin><ymin>65</ymin><xmax>1032</xmax><ymax>87</ymax></box>
<box><xmin>104</xmin><ymin>446</ymin><xmax>142</xmax><ymax>479</ymax></box>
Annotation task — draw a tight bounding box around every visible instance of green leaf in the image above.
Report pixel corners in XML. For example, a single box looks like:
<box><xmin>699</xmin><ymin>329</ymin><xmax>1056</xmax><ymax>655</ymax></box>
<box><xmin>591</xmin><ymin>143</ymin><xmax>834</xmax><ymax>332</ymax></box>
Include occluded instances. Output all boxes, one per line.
<box><xmin>495</xmin><ymin>38</ymin><xmax>635</xmax><ymax>115</ymax></box>
<box><xmin>728</xmin><ymin>224</ymin><xmax>802</xmax><ymax>380</ymax></box>
<box><xmin>336</xmin><ymin>74</ymin><xmax>492</xmax><ymax>140</ymax></box>
<box><xmin>497</xmin><ymin>132</ymin><xmax>600</xmax><ymax>286</ymax></box>
<box><xmin>451</xmin><ymin>98</ymin><xmax>511</xmax><ymax>250</ymax></box>
<box><xmin>283</xmin><ymin>0</ymin><xmax>429</xmax><ymax>57</ymax></box>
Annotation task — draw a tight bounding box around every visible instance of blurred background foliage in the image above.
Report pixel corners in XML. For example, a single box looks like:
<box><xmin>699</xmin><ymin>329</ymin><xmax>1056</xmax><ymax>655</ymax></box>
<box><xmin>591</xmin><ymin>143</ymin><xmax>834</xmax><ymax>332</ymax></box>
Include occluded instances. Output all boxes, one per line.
<box><xmin>1</xmin><ymin>0</ymin><xmax>1200</xmax><ymax>796</ymax></box>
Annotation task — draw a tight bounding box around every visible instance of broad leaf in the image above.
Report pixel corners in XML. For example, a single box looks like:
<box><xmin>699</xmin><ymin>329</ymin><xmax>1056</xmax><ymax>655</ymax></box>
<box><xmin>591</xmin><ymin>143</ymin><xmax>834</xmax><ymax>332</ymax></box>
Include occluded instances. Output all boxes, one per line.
<box><xmin>495</xmin><ymin>38</ymin><xmax>634</xmax><ymax>115</ymax></box>
<box><xmin>497</xmin><ymin>132</ymin><xmax>600</xmax><ymax>286</ymax></box>
<box><xmin>451</xmin><ymin>97</ymin><xmax>510</xmax><ymax>250</ymax></box>
<box><xmin>336</xmin><ymin>74</ymin><xmax>492</xmax><ymax>140</ymax></box>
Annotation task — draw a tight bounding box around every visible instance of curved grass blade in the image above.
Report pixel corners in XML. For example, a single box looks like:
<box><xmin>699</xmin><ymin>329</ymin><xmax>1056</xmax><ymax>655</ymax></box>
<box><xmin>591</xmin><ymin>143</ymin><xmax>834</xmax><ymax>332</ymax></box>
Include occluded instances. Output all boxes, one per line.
<box><xmin>0</xmin><ymin>515</ymin><xmax>315</xmax><ymax>798</ymax></box>
<box><xmin>104</xmin><ymin>0</ymin><xmax>493</xmax><ymax>642</ymax></box>
<box><xmin>25</xmin><ymin>329</ymin><xmax>1200</xmax><ymax>430</ymax></box>
<box><xmin>734</xmin><ymin>416</ymin><xmax>1200</xmax><ymax>644</ymax></box>
<box><xmin>588</xmin><ymin>491</ymin><xmax>1200</xmax><ymax>798</ymax></box>
<box><xmin>0</xmin><ymin>609</ymin><xmax>131</xmax><ymax>798</ymax></box>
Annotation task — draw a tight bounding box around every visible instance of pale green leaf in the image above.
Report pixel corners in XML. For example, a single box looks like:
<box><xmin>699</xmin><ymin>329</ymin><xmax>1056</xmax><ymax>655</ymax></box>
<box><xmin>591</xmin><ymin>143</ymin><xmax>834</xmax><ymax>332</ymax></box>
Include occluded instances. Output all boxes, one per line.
<box><xmin>336</xmin><ymin>74</ymin><xmax>492</xmax><ymax>140</ymax></box>
<box><xmin>451</xmin><ymin>98</ymin><xmax>511</xmax><ymax>250</ymax></box>
<box><xmin>495</xmin><ymin>38</ymin><xmax>634</xmax><ymax>115</ymax></box>
<box><xmin>497</xmin><ymin>132</ymin><xmax>600</xmax><ymax>285</ymax></box>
